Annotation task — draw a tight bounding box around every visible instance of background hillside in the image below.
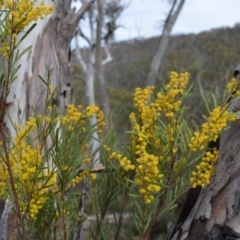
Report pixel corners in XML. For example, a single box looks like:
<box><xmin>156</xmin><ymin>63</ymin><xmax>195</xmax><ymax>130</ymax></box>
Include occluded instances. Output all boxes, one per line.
<box><xmin>72</xmin><ymin>23</ymin><xmax>240</xmax><ymax>142</ymax></box>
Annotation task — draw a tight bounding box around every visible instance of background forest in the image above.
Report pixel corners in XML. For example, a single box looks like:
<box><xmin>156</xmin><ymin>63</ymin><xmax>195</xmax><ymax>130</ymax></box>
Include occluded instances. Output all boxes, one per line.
<box><xmin>72</xmin><ymin>23</ymin><xmax>240</xmax><ymax>142</ymax></box>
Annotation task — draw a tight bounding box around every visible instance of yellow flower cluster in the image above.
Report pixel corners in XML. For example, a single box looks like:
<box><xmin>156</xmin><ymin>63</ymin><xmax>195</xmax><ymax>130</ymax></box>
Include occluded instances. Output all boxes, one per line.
<box><xmin>226</xmin><ymin>77</ymin><xmax>240</xmax><ymax>96</ymax></box>
<box><xmin>130</xmin><ymin>113</ymin><xmax>163</xmax><ymax>203</ymax></box>
<box><xmin>107</xmin><ymin>149</ymin><xmax>135</xmax><ymax>171</ymax></box>
<box><xmin>127</xmin><ymin>72</ymin><xmax>190</xmax><ymax>203</ymax></box>
<box><xmin>61</xmin><ymin>104</ymin><xmax>106</xmax><ymax>135</ymax></box>
<box><xmin>84</xmin><ymin>105</ymin><xmax>106</xmax><ymax>135</ymax></box>
<box><xmin>128</xmin><ymin>72</ymin><xmax>189</xmax><ymax>203</ymax></box>
<box><xmin>189</xmin><ymin>106</ymin><xmax>237</xmax><ymax>151</ymax></box>
<box><xmin>151</xmin><ymin>72</ymin><xmax>189</xmax><ymax>117</ymax></box>
<box><xmin>71</xmin><ymin>171</ymin><xmax>96</xmax><ymax>188</ymax></box>
<box><xmin>0</xmin><ymin>143</ymin><xmax>9</xmax><ymax>197</ymax></box>
<box><xmin>104</xmin><ymin>145</ymin><xmax>134</xmax><ymax>171</ymax></box>
<box><xmin>131</xmin><ymin>73</ymin><xmax>188</xmax><ymax>152</ymax></box>
<box><xmin>130</xmin><ymin>86</ymin><xmax>159</xmax><ymax>153</ymax></box>
<box><xmin>135</xmin><ymin>152</ymin><xmax>163</xmax><ymax>204</ymax></box>
<box><xmin>1</xmin><ymin>0</ymin><xmax>53</xmax><ymax>59</ymax></box>
<box><xmin>0</xmin><ymin>101</ymin><xmax>104</xmax><ymax>220</ymax></box>
<box><xmin>190</xmin><ymin>148</ymin><xmax>219</xmax><ymax>188</ymax></box>
<box><xmin>105</xmin><ymin>140</ymin><xmax>162</xmax><ymax>204</ymax></box>
<box><xmin>133</xmin><ymin>86</ymin><xmax>155</xmax><ymax>121</ymax></box>
<box><xmin>28</xmin><ymin>186</ymin><xmax>48</xmax><ymax>219</ymax></box>
<box><xmin>0</xmin><ymin>116</ymin><xmax>57</xmax><ymax>219</ymax></box>
<box><xmin>71</xmin><ymin>172</ymin><xmax>85</xmax><ymax>188</ymax></box>
<box><xmin>5</xmin><ymin>0</ymin><xmax>53</xmax><ymax>32</ymax></box>
<box><xmin>62</xmin><ymin>104</ymin><xmax>82</xmax><ymax>125</ymax></box>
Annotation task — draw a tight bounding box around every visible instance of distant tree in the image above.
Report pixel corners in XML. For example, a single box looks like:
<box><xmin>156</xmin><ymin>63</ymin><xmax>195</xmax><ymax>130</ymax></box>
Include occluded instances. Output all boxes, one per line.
<box><xmin>146</xmin><ymin>0</ymin><xmax>185</xmax><ymax>86</ymax></box>
<box><xmin>74</xmin><ymin>0</ymin><xmax>125</xmax><ymax>166</ymax></box>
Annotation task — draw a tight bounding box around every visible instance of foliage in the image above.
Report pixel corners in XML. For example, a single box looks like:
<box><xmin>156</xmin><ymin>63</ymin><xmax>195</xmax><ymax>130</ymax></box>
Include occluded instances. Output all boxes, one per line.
<box><xmin>0</xmin><ymin>1</ymin><xmax>240</xmax><ymax>240</ymax></box>
<box><xmin>1</xmin><ymin>67</ymin><xmax>239</xmax><ymax>239</ymax></box>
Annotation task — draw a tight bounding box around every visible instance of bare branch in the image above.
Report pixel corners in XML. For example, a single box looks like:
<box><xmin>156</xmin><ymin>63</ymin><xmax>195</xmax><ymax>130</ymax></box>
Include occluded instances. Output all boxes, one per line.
<box><xmin>146</xmin><ymin>0</ymin><xmax>185</xmax><ymax>86</ymax></box>
<box><xmin>69</xmin><ymin>1</ymin><xmax>95</xmax><ymax>25</ymax></box>
<box><xmin>102</xmin><ymin>22</ymin><xmax>118</xmax><ymax>41</ymax></box>
<box><xmin>77</xmin><ymin>26</ymin><xmax>92</xmax><ymax>46</ymax></box>
<box><xmin>77</xmin><ymin>166</ymin><xmax>113</xmax><ymax>175</ymax></box>
<box><xmin>102</xmin><ymin>43</ymin><xmax>112</xmax><ymax>66</ymax></box>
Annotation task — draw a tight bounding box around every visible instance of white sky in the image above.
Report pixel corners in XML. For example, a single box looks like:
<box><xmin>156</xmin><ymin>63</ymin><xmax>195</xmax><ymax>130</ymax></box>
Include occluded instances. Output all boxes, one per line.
<box><xmin>115</xmin><ymin>0</ymin><xmax>240</xmax><ymax>41</ymax></box>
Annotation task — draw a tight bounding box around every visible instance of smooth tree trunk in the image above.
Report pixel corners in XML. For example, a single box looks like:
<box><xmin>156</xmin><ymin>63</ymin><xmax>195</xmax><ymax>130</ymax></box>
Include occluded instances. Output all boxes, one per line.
<box><xmin>146</xmin><ymin>0</ymin><xmax>185</xmax><ymax>87</ymax></box>
<box><xmin>0</xmin><ymin>1</ymin><xmax>93</xmax><ymax>239</ymax></box>
<box><xmin>169</xmin><ymin>66</ymin><xmax>240</xmax><ymax>240</ymax></box>
<box><xmin>75</xmin><ymin>36</ymin><xmax>102</xmax><ymax>166</ymax></box>
<box><xmin>74</xmin><ymin>0</ymin><xmax>114</xmax><ymax>166</ymax></box>
<box><xmin>95</xmin><ymin>0</ymin><xmax>110</xmax><ymax>116</ymax></box>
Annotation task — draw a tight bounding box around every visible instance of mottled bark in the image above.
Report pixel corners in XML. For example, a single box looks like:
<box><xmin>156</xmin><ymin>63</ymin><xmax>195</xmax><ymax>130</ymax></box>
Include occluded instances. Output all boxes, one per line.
<box><xmin>28</xmin><ymin>0</ymin><xmax>93</xmax><ymax>116</ymax></box>
<box><xmin>146</xmin><ymin>0</ymin><xmax>185</xmax><ymax>87</ymax></box>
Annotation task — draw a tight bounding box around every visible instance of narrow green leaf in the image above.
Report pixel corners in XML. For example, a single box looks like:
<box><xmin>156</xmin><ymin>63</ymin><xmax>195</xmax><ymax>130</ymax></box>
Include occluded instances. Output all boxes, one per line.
<box><xmin>16</xmin><ymin>23</ymin><xmax>37</xmax><ymax>47</ymax></box>
<box><xmin>12</xmin><ymin>46</ymin><xmax>32</xmax><ymax>67</ymax></box>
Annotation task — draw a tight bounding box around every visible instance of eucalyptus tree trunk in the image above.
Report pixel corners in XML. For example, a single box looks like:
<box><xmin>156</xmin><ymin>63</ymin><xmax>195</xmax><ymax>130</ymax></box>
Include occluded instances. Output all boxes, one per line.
<box><xmin>146</xmin><ymin>0</ymin><xmax>185</xmax><ymax>87</ymax></box>
<box><xmin>169</xmin><ymin>67</ymin><xmax>240</xmax><ymax>240</ymax></box>
<box><xmin>74</xmin><ymin>0</ymin><xmax>119</xmax><ymax>166</ymax></box>
<box><xmin>95</xmin><ymin>0</ymin><xmax>110</xmax><ymax>116</ymax></box>
<box><xmin>0</xmin><ymin>1</ymin><xmax>93</xmax><ymax>239</ymax></box>
<box><xmin>75</xmin><ymin>36</ymin><xmax>102</xmax><ymax>167</ymax></box>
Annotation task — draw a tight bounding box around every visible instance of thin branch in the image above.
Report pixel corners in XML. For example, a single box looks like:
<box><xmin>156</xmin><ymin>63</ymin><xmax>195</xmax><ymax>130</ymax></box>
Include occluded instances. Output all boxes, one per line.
<box><xmin>77</xmin><ymin>26</ymin><xmax>92</xmax><ymax>47</ymax></box>
<box><xmin>146</xmin><ymin>0</ymin><xmax>185</xmax><ymax>86</ymax></box>
<box><xmin>77</xmin><ymin>166</ymin><xmax>108</xmax><ymax>175</ymax></box>
<box><xmin>102</xmin><ymin>42</ymin><xmax>112</xmax><ymax>66</ymax></box>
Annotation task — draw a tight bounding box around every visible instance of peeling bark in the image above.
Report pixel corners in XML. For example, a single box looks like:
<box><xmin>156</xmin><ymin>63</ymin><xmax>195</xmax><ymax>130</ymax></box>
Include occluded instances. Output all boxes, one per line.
<box><xmin>28</xmin><ymin>0</ymin><xmax>93</xmax><ymax>116</ymax></box>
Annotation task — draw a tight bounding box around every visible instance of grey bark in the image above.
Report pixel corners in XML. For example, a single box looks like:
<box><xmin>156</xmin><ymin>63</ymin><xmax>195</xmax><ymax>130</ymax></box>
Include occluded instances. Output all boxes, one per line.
<box><xmin>146</xmin><ymin>0</ymin><xmax>185</xmax><ymax>86</ymax></box>
<box><xmin>28</xmin><ymin>0</ymin><xmax>93</xmax><ymax>117</ymax></box>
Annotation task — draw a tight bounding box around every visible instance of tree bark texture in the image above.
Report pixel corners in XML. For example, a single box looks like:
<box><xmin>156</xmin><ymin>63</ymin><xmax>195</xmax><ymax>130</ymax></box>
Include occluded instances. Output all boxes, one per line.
<box><xmin>28</xmin><ymin>0</ymin><xmax>93</xmax><ymax>116</ymax></box>
<box><xmin>169</xmin><ymin>67</ymin><xmax>240</xmax><ymax>240</ymax></box>
<box><xmin>146</xmin><ymin>0</ymin><xmax>185</xmax><ymax>87</ymax></box>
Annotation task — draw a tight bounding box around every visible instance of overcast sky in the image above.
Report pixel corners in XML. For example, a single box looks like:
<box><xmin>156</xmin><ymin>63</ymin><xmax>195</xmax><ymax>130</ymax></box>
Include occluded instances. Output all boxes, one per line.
<box><xmin>114</xmin><ymin>0</ymin><xmax>240</xmax><ymax>41</ymax></box>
